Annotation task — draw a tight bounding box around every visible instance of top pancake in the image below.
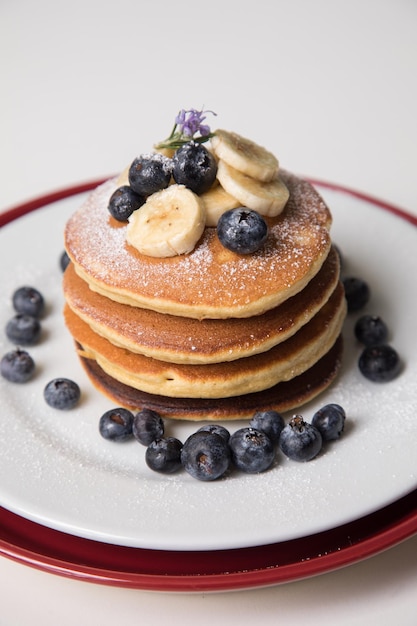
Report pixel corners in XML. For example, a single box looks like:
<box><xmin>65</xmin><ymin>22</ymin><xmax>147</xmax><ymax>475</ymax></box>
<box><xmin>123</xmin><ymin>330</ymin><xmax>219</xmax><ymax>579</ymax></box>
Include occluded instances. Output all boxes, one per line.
<box><xmin>64</xmin><ymin>171</ymin><xmax>332</xmax><ymax>320</ymax></box>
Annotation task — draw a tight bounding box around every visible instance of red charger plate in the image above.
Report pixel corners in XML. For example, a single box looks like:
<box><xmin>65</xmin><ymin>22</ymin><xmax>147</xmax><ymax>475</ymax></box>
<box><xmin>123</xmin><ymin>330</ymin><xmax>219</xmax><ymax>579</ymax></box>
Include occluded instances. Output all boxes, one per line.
<box><xmin>0</xmin><ymin>489</ymin><xmax>416</xmax><ymax>592</ymax></box>
<box><xmin>0</xmin><ymin>178</ymin><xmax>416</xmax><ymax>592</ymax></box>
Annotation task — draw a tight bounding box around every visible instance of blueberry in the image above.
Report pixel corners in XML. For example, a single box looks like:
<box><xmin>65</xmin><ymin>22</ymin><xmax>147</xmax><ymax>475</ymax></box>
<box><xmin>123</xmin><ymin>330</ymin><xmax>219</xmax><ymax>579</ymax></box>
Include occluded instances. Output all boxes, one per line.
<box><xmin>1</xmin><ymin>348</ymin><xmax>35</xmax><ymax>383</ymax></box>
<box><xmin>6</xmin><ymin>314</ymin><xmax>41</xmax><ymax>346</ymax></box>
<box><xmin>60</xmin><ymin>250</ymin><xmax>71</xmax><ymax>272</ymax></box>
<box><xmin>107</xmin><ymin>185</ymin><xmax>145</xmax><ymax>222</ymax></box>
<box><xmin>311</xmin><ymin>403</ymin><xmax>346</xmax><ymax>441</ymax></box>
<box><xmin>196</xmin><ymin>423</ymin><xmax>230</xmax><ymax>443</ymax></box>
<box><xmin>343</xmin><ymin>277</ymin><xmax>370</xmax><ymax>312</ymax></box>
<box><xmin>354</xmin><ymin>314</ymin><xmax>388</xmax><ymax>346</ymax></box>
<box><xmin>217</xmin><ymin>208</ymin><xmax>268</xmax><ymax>254</ymax></box>
<box><xmin>181</xmin><ymin>431</ymin><xmax>231</xmax><ymax>481</ymax></box>
<box><xmin>44</xmin><ymin>378</ymin><xmax>81</xmax><ymax>410</ymax></box>
<box><xmin>145</xmin><ymin>437</ymin><xmax>183</xmax><ymax>474</ymax></box>
<box><xmin>229</xmin><ymin>427</ymin><xmax>275</xmax><ymax>473</ymax></box>
<box><xmin>172</xmin><ymin>142</ymin><xmax>217</xmax><ymax>194</ymax></box>
<box><xmin>12</xmin><ymin>286</ymin><xmax>44</xmax><ymax>318</ymax></box>
<box><xmin>99</xmin><ymin>407</ymin><xmax>134</xmax><ymax>441</ymax></box>
<box><xmin>358</xmin><ymin>344</ymin><xmax>401</xmax><ymax>382</ymax></box>
<box><xmin>249</xmin><ymin>410</ymin><xmax>285</xmax><ymax>444</ymax></box>
<box><xmin>279</xmin><ymin>415</ymin><xmax>323</xmax><ymax>462</ymax></box>
<box><xmin>128</xmin><ymin>154</ymin><xmax>173</xmax><ymax>196</ymax></box>
<box><xmin>132</xmin><ymin>408</ymin><xmax>164</xmax><ymax>446</ymax></box>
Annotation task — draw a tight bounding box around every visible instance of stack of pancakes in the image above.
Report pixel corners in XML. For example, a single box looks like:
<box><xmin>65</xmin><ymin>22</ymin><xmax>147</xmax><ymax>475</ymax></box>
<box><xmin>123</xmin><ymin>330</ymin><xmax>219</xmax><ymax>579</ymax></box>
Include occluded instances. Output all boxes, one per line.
<box><xmin>63</xmin><ymin>170</ymin><xmax>346</xmax><ymax>421</ymax></box>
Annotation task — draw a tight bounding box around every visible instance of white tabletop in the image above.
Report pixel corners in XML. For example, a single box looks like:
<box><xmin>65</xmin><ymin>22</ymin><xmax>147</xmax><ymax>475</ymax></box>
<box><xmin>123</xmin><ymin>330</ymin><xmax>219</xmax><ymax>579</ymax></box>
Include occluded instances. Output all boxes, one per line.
<box><xmin>1</xmin><ymin>0</ymin><xmax>417</xmax><ymax>624</ymax></box>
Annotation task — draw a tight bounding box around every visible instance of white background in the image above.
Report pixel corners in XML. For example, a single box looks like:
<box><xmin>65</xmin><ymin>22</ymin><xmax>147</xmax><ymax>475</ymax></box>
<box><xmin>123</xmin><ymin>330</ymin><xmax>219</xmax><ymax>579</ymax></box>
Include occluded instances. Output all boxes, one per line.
<box><xmin>1</xmin><ymin>0</ymin><xmax>417</xmax><ymax>624</ymax></box>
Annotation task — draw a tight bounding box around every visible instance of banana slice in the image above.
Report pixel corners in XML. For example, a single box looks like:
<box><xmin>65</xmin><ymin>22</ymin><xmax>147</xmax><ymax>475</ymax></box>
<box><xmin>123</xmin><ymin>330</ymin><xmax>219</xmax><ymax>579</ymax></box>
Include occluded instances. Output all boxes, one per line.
<box><xmin>154</xmin><ymin>146</ymin><xmax>176</xmax><ymax>158</ymax></box>
<box><xmin>200</xmin><ymin>182</ymin><xmax>241</xmax><ymax>226</ymax></box>
<box><xmin>126</xmin><ymin>185</ymin><xmax>206</xmax><ymax>258</ymax></box>
<box><xmin>116</xmin><ymin>164</ymin><xmax>131</xmax><ymax>187</ymax></box>
<box><xmin>211</xmin><ymin>129</ymin><xmax>279</xmax><ymax>182</ymax></box>
<box><xmin>216</xmin><ymin>160</ymin><xmax>289</xmax><ymax>217</ymax></box>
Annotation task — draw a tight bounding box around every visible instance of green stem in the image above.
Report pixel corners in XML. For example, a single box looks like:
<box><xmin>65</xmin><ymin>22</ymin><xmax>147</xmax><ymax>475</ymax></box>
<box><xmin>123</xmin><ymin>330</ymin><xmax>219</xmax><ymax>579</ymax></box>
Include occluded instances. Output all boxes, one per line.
<box><xmin>154</xmin><ymin>132</ymin><xmax>215</xmax><ymax>151</ymax></box>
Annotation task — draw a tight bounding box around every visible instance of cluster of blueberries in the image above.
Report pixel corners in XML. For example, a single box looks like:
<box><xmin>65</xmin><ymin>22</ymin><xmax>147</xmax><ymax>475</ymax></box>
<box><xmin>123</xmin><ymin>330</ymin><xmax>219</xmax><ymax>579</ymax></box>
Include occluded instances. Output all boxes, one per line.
<box><xmin>340</xmin><ymin>256</ymin><xmax>401</xmax><ymax>381</ymax></box>
<box><xmin>99</xmin><ymin>404</ymin><xmax>346</xmax><ymax>480</ymax></box>
<box><xmin>1</xmin><ymin>284</ymin><xmax>80</xmax><ymax>410</ymax></box>
<box><xmin>108</xmin><ymin>145</ymin><xmax>268</xmax><ymax>255</ymax></box>
<box><xmin>108</xmin><ymin>145</ymin><xmax>215</xmax><ymax>224</ymax></box>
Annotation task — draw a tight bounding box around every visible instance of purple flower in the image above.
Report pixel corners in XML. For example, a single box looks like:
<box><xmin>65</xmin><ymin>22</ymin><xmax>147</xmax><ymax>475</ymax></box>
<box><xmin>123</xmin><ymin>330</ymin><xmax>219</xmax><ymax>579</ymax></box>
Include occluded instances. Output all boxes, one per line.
<box><xmin>155</xmin><ymin>108</ymin><xmax>216</xmax><ymax>150</ymax></box>
<box><xmin>175</xmin><ymin>108</ymin><xmax>215</xmax><ymax>138</ymax></box>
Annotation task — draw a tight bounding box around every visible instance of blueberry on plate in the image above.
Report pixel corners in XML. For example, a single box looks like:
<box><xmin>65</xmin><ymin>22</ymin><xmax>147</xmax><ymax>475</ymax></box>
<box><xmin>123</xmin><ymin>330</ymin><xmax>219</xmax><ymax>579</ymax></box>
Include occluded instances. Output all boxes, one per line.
<box><xmin>99</xmin><ymin>407</ymin><xmax>134</xmax><ymax>441</ymax></box>
<box><xmin>342</xmin><ymin>277</ymin><xmax>370</xmax><ymax>312</ymax></box>
<box><xmin>132</xmin><ymin>408</ymin><xmax>164</xmax><ymax>446</ymax></box>
<box><xmin>12</xmin><ymin>286</ymin><xmax>45</xmax><ymax>318</ymax></box>
<box><xmin>229</xmin><ymin>427</ymin><xmax>275</xmax><ymax>473</ymax></box>
<box><xmin>107</xmin><ymin>185</ymin><xmax>145</xmax><ymax>222</ymax></box>
<box><xmin>146</xmin><ymin>437</ymin><xmax>183</xmax><ymax>474</ymax></box>
<box><xmin>354</xmin><ymin>314</ymin><xmax>388</xmax><ymax>346</ymax></box>
<box><xmin>60</xmin><ymin>250</ymin><xmax>71</xmax><ymax>272</ymax></box>
<box><xmin>249</xmin><ymin>410</ymin><xmax>285</xmax><ymax>444</ymax></box>
<box><xmin>172</xmin><ymin>142</ymin><xmax>217</xmax><ymax>194</ymax></box>
<box><xmin>6</xmin><ymin>314</ymin><xmax>41</xmax><ymax>346</ymax></box>
<box><xmin>1</xmin><ymin>348</ymin><xmax>35</xmax><ymax>383</ymax></box>
<box><xmin>279</xmin><ymin>415</ymin><xmax>323</xmax><ymax>462</ymax></box>
<box><xmin>128</xmin><ymin>154</ymin><xmax>173</xmax><ymax>197</ymax></box>
<box><xmin>181</xmin><ymin>431</ymin><xmax>231</xmax><ymax>481</ymax></box>
<box><xmin>358</xmin><ymin>344</ymin><xmax>401</xmax><ymax>382</ymax></box>
<box><xmin>311</xmin><ymin>403</ymin><xmax>346</xmax><ymax>441</ymax></box>
<box><xmin>196</xmin><ymin>423</ymin><xmax>230</xmax><ymax>443</ymax></box>
<box><xmin>217</xmin><ymin>207</ymin><xmax>268</xmax><ymax>254</ymax></box>
<box><xmin>44</xmin><ymin>378</ymin><xmax>81</xmax><ymax>410</ymax></box>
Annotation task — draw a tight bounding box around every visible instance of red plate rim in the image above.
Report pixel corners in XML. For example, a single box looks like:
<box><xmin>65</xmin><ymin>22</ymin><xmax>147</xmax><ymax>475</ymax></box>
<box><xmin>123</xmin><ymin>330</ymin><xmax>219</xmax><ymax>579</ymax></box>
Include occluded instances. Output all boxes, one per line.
<box><xmin>0</xmin><ymin>489</ymin><xmax>416</xmax><ymax>592</ymax></box>
<box><xmin>0</xmin><ymin>177</ymin><xmax>417</xmax><ymax>592</ymax></box>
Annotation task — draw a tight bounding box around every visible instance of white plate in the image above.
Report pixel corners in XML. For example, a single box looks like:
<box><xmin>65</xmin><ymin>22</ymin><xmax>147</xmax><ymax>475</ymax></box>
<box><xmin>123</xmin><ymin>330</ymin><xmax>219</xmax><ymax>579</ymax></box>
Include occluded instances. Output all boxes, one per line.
<box><xmin>0</xmin><ymin>183</ymin><xmax>416</xmax><ymax>551</ymax></box>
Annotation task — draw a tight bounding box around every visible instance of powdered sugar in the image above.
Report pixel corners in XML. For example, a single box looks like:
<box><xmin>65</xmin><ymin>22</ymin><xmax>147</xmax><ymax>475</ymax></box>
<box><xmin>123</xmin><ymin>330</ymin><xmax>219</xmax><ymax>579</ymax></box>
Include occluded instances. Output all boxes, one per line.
<box><xmin>64</xmin><ymin>173</ymin><xmax>331</xmax><ymax>318</ymax></box>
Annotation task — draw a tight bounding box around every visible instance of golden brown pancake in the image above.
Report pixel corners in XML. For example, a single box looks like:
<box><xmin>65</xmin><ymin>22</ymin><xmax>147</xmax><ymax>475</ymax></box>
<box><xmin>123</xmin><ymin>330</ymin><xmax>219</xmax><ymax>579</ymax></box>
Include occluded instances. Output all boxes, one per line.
<box><xmin>63</xmin><ymin>143</ymin><xmax>346</xmax><ymax>422</ymax></box>
<box><xmin>64</xmin><ymin>171</ymin><xmax>332</xmax><ymax>319</ymax></box>
<box><xmin>63</xmin><ymin>247</ymin><xmax>340</xmax><ymax>364</ymax></box>
<box><xmin>78</xmin><ymin>336</ymin><xmax>344</xmax><ymax>421</ymax></box>
<box><xmin>64</xmin><ymin>283</ymin><xmax>346</xmax><ymax>399</ymax></box>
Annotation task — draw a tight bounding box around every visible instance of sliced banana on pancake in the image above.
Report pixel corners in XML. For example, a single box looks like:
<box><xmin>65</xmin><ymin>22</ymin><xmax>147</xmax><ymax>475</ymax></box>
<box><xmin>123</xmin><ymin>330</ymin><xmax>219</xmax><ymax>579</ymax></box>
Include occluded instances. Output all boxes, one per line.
<box><xmin>116</xmin><ymin>164</ymin><xmax>130</xmax><ymax>187</ymax></box>
<box><xmin>126</xmin><ymin>184</ymin><xmax>206</xmax><ymax>257</ymax></box>
<box><xmin>200</xmin><ymin>182</ymin><xmax>241</xmax><ymax>226</ymax></box>
<box><xmin>211</xmin><ymin>129</ymin><xmax>279</xmax><ymax>182</ymax></box>
<box><xmin>216</xmin><ymin>160</ymin><xmax>289</xmax><ymax>217</ymax></box>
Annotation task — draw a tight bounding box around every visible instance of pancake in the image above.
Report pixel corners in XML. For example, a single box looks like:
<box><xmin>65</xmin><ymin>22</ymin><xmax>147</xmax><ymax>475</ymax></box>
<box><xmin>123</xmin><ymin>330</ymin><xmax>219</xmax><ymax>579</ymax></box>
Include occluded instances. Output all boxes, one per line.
<box><xmin>64</xmin><ymin>282</ymin><xmax>346</xmax><ymax>399</ymax></box>
<box><xmin>64</xmin><ymin>171</ymin><xmax>332</xmax><ymax>320</ymax></box>
<box><xmin>63</xmin><ymin>246</ymin><xmax>340</xmax><ymax>364</ymax></box>
<box><xmin>62</xmin><ymin>122</ymin><xmax>348</xmax><ymax>421</ymax></box>
<box><xmin>78</xmin><ymin>336</ymin><xmax>344</xmax><ymax>421</ymax></box>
